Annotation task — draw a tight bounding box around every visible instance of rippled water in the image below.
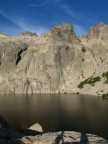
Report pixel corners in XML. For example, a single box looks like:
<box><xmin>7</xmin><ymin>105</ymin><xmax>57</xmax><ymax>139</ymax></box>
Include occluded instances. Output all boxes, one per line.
<box><xmin>0</xmin><ymin>94</ymin><xmax>108</xmax><ymax>138</ymax></box>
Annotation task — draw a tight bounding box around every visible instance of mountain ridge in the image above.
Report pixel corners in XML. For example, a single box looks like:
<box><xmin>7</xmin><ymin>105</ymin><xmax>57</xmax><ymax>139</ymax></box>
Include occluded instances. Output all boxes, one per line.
<box><xmin>0</xmin><ymin>23</ymin><xmax>108</xmax><ymax>96</ymax></box>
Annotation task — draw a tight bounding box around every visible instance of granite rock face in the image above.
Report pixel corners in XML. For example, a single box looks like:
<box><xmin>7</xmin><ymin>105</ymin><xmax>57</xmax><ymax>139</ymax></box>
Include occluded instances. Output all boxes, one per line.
<box><xmin>0</xmin><ymin>24</ymin><xmax>108</xmax><ymax>95</ymax></box>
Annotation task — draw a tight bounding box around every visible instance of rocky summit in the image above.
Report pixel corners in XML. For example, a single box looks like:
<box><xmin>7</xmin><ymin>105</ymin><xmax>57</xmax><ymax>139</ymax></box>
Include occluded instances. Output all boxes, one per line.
<box><xmin>0</xmin><ymin>23</ymin><xmax>108</xmax><ymax>96</ymax></box>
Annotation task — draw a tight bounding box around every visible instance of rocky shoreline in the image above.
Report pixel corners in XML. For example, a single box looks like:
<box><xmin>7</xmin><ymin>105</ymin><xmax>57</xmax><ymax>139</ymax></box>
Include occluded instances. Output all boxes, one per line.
<box><xmin>0</xmin><ymin>127</ymin><xmax>108</xmax><ymax>144</ymax></box>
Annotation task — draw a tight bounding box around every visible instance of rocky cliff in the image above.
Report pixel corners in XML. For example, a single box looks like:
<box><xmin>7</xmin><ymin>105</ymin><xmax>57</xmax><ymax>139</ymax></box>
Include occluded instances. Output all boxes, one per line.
<box><xmin>0</xmin><ymin>23</ymin><xmax>108</xmax><ymax>96</ymax></box>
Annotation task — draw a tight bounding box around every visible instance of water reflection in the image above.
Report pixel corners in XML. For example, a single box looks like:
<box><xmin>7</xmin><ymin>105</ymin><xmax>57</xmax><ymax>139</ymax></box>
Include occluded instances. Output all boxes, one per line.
<box><xmin>0</xmin><ymin>94</ymin><xmax>108</xmax><ymax>138</ymax></box>
<box><xmin>80</xmin><ymin>132</ymin><xmax>89</xmax><ymax>144</ymax></box>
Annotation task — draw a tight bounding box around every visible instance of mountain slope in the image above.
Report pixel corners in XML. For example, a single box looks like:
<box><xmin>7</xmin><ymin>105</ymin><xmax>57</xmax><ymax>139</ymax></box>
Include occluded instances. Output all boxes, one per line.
<box><xmin>0</xmin><ymin>24</ymin><xmax>108</xmax><ymax>96</ymax></box>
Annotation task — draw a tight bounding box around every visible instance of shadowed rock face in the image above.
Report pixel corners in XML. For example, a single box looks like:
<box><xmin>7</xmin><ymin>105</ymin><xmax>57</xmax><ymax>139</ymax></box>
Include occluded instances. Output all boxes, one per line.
<box><xmin>0</xmin><ymin>23</ymin><xmax>108</xmax><ymax>95</ymax></box>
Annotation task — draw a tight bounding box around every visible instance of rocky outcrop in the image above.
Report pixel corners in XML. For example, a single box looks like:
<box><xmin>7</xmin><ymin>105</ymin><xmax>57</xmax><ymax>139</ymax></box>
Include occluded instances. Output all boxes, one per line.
<box><xmin>87</xmin><ymin>23</ymin><xmax>108</xmax><ymax>40</ymax></box>
<box><xmin>19</xmin><ymin>132</ymin><xmax>108</xmax><ymax>144</ymax></box>
<box><xmin>0</xmin><ymin>23</ymin><xmax>108</xmax><ymax>95</ymax></box>
<box><xmin>0</xmin><ymin>128</ymin><xmax>108</xmax><ymax>144</ymax></box>
<box><xmin>20</xmin><ymin>32</ymin><xmax>38</xmax><ymax>37</ymax></box>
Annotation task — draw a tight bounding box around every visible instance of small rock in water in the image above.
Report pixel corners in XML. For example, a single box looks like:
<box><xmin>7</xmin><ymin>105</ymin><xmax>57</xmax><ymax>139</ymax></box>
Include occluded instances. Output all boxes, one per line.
<box><xmin>28</xmin><ymin>123</ymin><xmax>43</xmax><ymax>133</ymax></box>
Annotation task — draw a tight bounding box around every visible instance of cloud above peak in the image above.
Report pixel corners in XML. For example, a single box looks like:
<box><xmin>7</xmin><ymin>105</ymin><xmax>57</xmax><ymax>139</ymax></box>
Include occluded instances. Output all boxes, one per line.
<box><xmin>16</xmin><ymin>20</ymin><xmax>49</xmax><ymax>35</ymax></box>
<box><xmin>0</xmin><ymin>10</ymin><xmax>49</xmax><ymax>35</ymax></box>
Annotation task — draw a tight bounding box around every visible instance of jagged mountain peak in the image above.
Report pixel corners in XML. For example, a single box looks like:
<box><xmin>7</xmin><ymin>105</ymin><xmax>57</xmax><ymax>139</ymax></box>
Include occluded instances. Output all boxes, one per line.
<box><xmin>87</xmin><ymin>23</ymin><xmax>108</xmax><ymax>40</ymax></box>
<box><xmin>50</xmin><ymin>23</ymin><xmax>80</xmax><ymax>43</ymax></box>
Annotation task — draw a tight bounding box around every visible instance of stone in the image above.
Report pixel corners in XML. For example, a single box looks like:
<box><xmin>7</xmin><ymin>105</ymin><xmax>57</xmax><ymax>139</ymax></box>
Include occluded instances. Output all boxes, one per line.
<box><xmin>28</xmin><ymin>123</ymin><xmax>43</xmax><ymax>133</ymax></box>
<box><xmin>19</xmin><ymin>131</ymin><xmax>108</xmax><ymax>144</ymax></box>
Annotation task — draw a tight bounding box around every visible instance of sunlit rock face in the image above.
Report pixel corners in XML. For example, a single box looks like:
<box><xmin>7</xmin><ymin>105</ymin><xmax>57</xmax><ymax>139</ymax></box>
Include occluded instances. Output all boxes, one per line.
<box><xmin>0</xmin><ymin>41</ymin><xmax>27</xmax><ymax>72</ymax></box>
<box><xmin>87</xmin><ymin>23</ymin><xmax>108</xmax><ymax>40</ymax></box>
<box><xmin>0</xmin><ymin>23</ymin><xmax>108</xmax><ymax>95</ymax></box>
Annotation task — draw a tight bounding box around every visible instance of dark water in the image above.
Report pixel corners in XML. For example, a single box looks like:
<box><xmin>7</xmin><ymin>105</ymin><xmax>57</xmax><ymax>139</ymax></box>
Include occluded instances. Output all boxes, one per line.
<box><xmin>0</xmin><ymin>94</ymin><xmax>108</xmax><ymax>138</ymax></box>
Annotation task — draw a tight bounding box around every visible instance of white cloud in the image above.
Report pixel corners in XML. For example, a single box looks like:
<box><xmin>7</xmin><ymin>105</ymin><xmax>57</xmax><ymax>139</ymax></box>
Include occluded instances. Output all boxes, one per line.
<box><xmin>54</xmin><ymin>2</ymin><xmax>87</xmax><ymax>36</ymax></box>
<box><xmin>0</xmin><ymin>10</ymin><xmax>23</xmax><ymax>31</ymax></box>
<box><xmin>55</xmin><ymin>0</ymin><xmax>81</xmax><ymax>20</ymax></box>
<box><xmin>0</xmin><ymin>10</ymin><xmax>49</xmax><ymax>35</ymax></box>
<box><xmin>56</xmin><ymin>1</ymin><xmax>93</xmax><ymax>24</ymax></box>
<box><xmin>16</xmin><ymin>20</ymin><xmax>49</xmax><ymax>35</ymax></box>
<box><xmin>0</xmin><ymin>9</ymin><xmax>87</xmax><ymax>36</ymax></box>
<box><xmin>59</xmin><ymin>4</ymin><xmax>81</xmax><ymax>21</ymax></box>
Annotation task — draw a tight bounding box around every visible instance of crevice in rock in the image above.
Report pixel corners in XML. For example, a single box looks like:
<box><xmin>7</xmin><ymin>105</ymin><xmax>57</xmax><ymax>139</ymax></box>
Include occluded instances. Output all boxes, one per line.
<box><xmin>16</xmin><ymin>46</ymin><xmax>28</xmax><ymax>65</ymax></box>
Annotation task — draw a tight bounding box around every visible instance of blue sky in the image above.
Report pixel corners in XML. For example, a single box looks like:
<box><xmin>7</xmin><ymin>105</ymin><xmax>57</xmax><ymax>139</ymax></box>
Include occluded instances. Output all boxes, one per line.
<box><xmin>0</xmin><ymin>0</ymin><xmax>107</xmax><ymax>36</ymax></box>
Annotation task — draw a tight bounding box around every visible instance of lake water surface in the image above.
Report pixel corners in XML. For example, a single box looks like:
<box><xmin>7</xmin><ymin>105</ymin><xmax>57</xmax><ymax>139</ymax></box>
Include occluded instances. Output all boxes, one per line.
<box><xmin>0</xmin><ymin>94</ymin><xmax>108</xmax><ymax>138</ymax></box>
